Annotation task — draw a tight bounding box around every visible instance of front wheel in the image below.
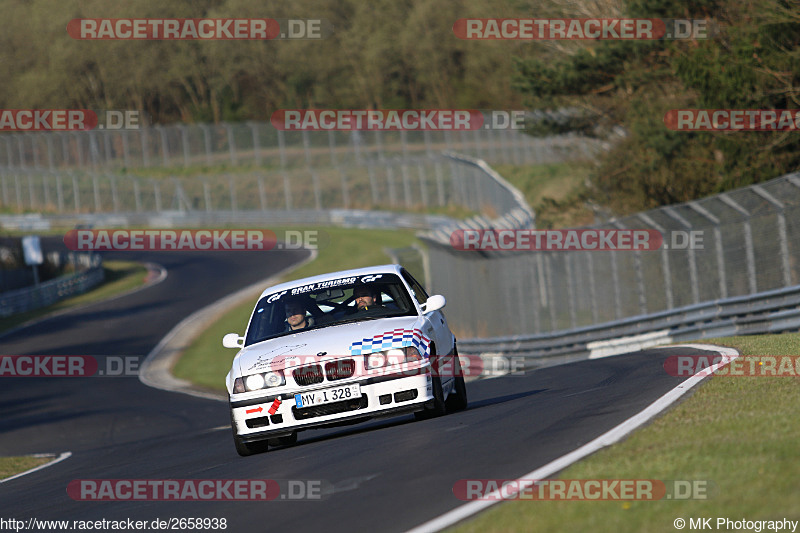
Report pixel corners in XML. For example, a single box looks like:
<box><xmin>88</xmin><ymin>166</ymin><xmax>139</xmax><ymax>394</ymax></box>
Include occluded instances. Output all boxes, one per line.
<box><xmin>445</xmin><ymin>349</ymin><xmax>468</xmax><ymax>412</ymax></box>
<box><xmin>415</xmin><ymin>355</ymin><xmax>447</xmax><ymax>420</ymax></box>
<box><xmin>231</xmin><ymin>410</ymin><xmax>269</xmax><ymax>456</ymax></box>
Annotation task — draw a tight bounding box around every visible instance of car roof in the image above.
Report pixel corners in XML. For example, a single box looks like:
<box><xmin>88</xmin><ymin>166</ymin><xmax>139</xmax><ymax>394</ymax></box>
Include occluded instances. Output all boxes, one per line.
<box><xmin>257</xmin><ymin>264</ymin><xmax>405</xmax><ymax>299</ymax></box>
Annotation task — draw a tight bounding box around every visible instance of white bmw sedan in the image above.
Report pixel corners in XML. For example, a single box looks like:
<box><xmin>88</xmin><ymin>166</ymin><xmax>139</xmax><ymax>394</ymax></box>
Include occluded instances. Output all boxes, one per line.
<box><xmin>224</xmin><ymin>264</ymin><xmax>467</xmax><ymax>456</ymax></box>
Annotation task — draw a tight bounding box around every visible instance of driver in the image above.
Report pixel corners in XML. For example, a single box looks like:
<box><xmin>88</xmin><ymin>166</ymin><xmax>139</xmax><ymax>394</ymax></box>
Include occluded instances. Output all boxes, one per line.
<box><xmin>284</xmin><ymin>297</ymin><xmax>314</xmax><ymax>331</ymax></box>
<box><xmin>353</xmin><ymin>284</ymin><xmax>384</xmax><ymax>311</ymax></box>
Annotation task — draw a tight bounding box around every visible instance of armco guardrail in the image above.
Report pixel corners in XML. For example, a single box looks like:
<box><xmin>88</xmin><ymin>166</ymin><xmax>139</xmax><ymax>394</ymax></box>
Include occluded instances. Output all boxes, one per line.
<box><xmin>457</xmin><ymin>283</ymin><xmax>800</xmax><ymax>366</ymax></box>
<box><xmin>0</xmin><ymin>257</ymin><xmax>104</xmax><ymax>318</ymax></box>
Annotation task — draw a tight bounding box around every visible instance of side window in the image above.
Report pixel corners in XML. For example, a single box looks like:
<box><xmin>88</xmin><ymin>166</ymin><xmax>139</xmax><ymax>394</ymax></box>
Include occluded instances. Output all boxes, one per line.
<box><xmin>402</xmin><ymin>270</ymin><xmax>428</xmax><ymax>305</ymax></box>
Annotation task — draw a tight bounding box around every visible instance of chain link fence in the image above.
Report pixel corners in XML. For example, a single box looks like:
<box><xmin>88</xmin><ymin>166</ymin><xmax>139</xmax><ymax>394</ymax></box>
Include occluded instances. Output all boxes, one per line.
<box><xmin>421</xmin><ymin>161</ymin><xmax>800</xmax><ymax>339</ymax></box>
<box><xmin>0</xmin><ymin>123</ymin><xmax>600</xmax><ymax>217</ymax></box>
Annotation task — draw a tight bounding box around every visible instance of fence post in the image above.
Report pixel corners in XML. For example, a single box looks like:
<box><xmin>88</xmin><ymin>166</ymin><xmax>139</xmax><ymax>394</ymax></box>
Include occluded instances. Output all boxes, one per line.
<box><xmin>752</xmin><ymin>185</ymin><xmax>791</xmax><ymax>288</ymax></box>
<box><xmin>718</xmin><ymin>195</ymin><xmax>757</xmax><ymax>294</ymax></box>
<box><xmin>639</xmin><ymin>213</ymin><xmax>673</xmax><ymax>309</ymax></box>
<box><xmin>688</xmin><ymin>202</ymin><xmax>726</xmax><ymax>299</ymax></box>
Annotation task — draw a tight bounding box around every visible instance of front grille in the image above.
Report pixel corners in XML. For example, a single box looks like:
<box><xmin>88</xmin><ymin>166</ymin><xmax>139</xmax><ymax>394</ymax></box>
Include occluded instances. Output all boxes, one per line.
<box><xmin>292</xmin><ymin>396</ymin><xmax>368</xmax><ymax>420</ymax></box>
<box><xmin>325</xmin><ymin>359</ymin><xmax>356</xmax><ymax>381</ymax></box>
<box><xmin>293</xmin><ymin>364</ymin><xmax>324</xmax><ymax>386</ymax></box>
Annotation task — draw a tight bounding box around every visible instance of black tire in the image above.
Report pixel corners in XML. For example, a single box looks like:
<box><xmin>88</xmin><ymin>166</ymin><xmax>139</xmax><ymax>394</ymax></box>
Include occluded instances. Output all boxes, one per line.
<box><xmin>415</xmin><ymin>352</ymin><xmax>447</xmax><ymax>420</ymax></box>
<box><xmin>445</xmin><ymin>349</ymin><xmax>468</xmax><ymax>412</ymax></box>
<box><xmin>268</xmin><ymin>431</ymin><xmax>298</xmax><ymax>447</ymax></box>
<box><xmin>231</xmin><ymin>410</ymin><xmax>269</xmax><ymax>457</ymax></box>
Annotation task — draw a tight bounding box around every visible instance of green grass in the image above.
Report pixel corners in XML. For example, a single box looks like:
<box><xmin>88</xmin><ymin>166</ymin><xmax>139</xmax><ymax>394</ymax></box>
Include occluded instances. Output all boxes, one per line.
<box><xmin>453</xmin><ymin>333</ymin><xmax>800</xmax><ymax>532</ymax></box>
<box><xmin>0</xmin><ymin>455</ymin><xmax>54</xmax><ymax>480</ymax></box>
<box><xmin>172</xmin><ymin>226</ymin><xmax>421</xmax><ymax>391</ymax></box>
<box><xmin>0</xmin><ymin>260</ymin><xmax>149</xmax><ymax>334</ymax></box>
<box><xmin>495</xmin><ymin>161</ymin><xmax>595</xmax><ymax>228</ymax></box>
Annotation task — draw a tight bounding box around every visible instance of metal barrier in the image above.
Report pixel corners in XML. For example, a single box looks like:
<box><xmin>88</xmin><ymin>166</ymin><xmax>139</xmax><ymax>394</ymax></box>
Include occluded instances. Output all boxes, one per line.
<box><xmin>0</xmin><ymin>257</ymin><xmax>104</xmax><ymax>318</ymax></box>
<box><xmin>420</xmin><ymin>160</ymin><xmax>800</xmax><ymax>343</ymax></box>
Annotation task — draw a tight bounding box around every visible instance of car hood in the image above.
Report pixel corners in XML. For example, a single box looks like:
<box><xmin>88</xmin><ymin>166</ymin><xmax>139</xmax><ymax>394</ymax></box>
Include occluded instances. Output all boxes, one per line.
<box><xmin>234</xmin><ymin>316</ymin><xmax>426</xmax><ymax>377</ymax></box>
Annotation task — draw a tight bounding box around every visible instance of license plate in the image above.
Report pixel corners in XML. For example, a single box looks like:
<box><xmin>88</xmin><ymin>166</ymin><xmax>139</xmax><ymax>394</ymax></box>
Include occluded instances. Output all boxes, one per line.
<box><xmin>295</xmin><ymin>384</ymin><xmax>361</xmax><ymax>408</ymax></box>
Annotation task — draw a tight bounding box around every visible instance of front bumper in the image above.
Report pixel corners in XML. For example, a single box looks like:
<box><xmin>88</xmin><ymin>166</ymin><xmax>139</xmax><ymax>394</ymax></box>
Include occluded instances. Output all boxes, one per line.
<box><xmin>230</xmin><ymin>370</ymin><xmax>432</xmax><ymax>441</ymax></box>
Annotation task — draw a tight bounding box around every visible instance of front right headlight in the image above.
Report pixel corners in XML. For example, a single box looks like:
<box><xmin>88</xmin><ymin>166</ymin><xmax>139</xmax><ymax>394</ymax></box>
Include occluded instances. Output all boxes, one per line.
<box><xmin>364</xmin><ymin>346</ymin><xmax>422</xmax><ymax>369</ymax></box>
<box><xmin>234</xmin><ymin>371</ymin><xmax>285</xmax><ymax>392</ymax></box>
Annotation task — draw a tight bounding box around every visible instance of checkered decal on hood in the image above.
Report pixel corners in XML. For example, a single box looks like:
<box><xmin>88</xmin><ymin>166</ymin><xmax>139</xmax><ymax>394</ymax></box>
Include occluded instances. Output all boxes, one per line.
<box><xmin>349</xmin><ymin>328</ymin><xmax>431</xmax><ymax>357</ymax></box>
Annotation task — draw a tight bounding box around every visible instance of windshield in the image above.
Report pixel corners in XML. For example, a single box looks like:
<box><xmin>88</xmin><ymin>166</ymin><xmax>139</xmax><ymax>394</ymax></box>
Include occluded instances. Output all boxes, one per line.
<box><xmin>244</xmin><ymin>273</ymin><xmax>416</xmax><ymax>346</ymax></box>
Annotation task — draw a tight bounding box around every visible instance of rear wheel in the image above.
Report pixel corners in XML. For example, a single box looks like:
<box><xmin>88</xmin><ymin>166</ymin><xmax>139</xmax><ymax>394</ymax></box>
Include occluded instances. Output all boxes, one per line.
<box><xmin>231</xmin><ymin>410</ymin><xmax>269</xmax><ymax>456</ymax></box>
<box><xmin>445</xmin><ymin>348</ymin><xmax>468</xmax><ymax>412</ymax></box>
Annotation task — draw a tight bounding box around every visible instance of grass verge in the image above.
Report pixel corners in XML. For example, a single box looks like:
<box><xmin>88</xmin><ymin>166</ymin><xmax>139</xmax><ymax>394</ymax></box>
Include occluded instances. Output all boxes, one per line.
<box><xmin>494</xmin><ymin>161</ymin><xmax>595</xmax><ymax>228</ymax></box>
<box><xmin>172</xmin><ymin>226</ymin><xmax>420</xmax><ymax>391</ymax></box>
<box><xmin>0</xmin><ymin>455</ymin><xmax>55</xmax><ymax>480</ymax></box>
<box><xmin>0</xmin><ymin>260</ymin><xmax>149</xmax><ymax>334</ymax></box>
<box><xmin>452</xmin><ymin>333</ymin><xmax>800</xmax><ymax>532</ymax></box>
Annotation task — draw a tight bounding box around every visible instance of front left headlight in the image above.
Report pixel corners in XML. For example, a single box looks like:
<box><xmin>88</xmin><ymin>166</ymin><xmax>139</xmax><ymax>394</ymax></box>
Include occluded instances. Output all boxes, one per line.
<box><xmin>233</xmin><ymin>371</ymin><xmax>285</xmax><ymax>393</ymax></box>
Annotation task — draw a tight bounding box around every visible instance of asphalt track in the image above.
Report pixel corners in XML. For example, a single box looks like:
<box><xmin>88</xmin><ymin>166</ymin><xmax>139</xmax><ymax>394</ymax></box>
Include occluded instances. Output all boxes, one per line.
<box><xmin>0</xmin><ymin>247</ymin><xmax>724</xmax><ymax>532</ymax></box>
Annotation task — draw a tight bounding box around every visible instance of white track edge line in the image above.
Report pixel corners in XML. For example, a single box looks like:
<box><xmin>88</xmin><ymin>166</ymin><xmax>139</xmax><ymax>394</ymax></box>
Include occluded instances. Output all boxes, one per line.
<box><xmin>405</xmin><ymin>343</ymin><xmax>739</xmax><ymax>533</ymax></box>
<box><xmin>0</xmin><ymin>451</ymin><xmax>72</xmax><ymax>484</ymax></box>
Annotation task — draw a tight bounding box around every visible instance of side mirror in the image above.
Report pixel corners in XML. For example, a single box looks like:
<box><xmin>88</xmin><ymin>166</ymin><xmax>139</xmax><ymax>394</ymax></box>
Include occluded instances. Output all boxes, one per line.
<box><xmin>222</xmin><ymin>333</ymin><xmax>245</xmax><ymax>349</ymax></box>
<box><xmin>421</xmin><ymin>294</ymin><xmax>446</xmax><ymax>313</ymax></box>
